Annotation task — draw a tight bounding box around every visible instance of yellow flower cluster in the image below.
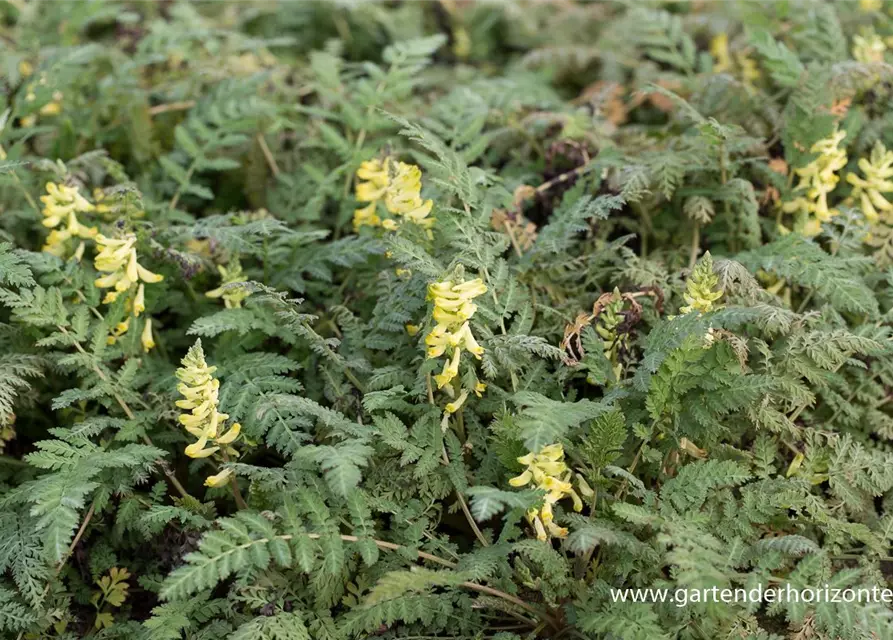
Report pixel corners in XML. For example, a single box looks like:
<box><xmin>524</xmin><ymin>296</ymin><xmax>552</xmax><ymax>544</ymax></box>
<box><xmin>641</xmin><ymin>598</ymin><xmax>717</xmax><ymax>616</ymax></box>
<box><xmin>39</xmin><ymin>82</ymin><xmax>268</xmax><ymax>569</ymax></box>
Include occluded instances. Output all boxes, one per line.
<box><xmin>424</xmin><ymin>278</ymin><xmax>487</xmax><ymax>389</ymax></box>
<box><xmin>681</xmin><ymin>251</ymin><xmax>723</xmax><ymax>315</ymax></box>
<box><xmin>847</xmin><ymin>142</ymin><xmax>893</xmax><ymax>225</ymax></box>
<box><xmin>206</xmin><ymin>258</ymin><xmax>251</xmax><ymax>308</ymax></box>
<box><xmin>93</xmin><ymin>234</ymin><xmax>164</xmax><ymax>351</ymax></box>
<box><xmin>40</xmin><ymin>182</ymin><xmax>98</xmax><ymax>256</ymax></box>
<box><xmin>853</xmin><ymin>31</ymin><xmax>887</xmax><ymax>63</ymax></box>
<box><xmin>20</xmin><ymin>72</ymin><xmax>62</xmax><ymax>127</ymax></box>
<box><xmin>509</xmin><ymin>444</ymin><xmax>588</xmax><ymax>541</ymax></box>
<box><xmin>175</xmin><ymin>340</ymin><xmax>241</xmax><ymax>487</ymax></box>
<box><xmin>781</xmin><ymin>129</ymin><xmax>848</xmax><ymax>237</ymax></box>
<box><xmin>353</xmin><ymin>157</ymin><xmax>434</xmax><ymax>232</ymax></box>
<box><xmin>709</xmin><ymin>33</ymin><xmax>760</xmax><ymax>87</ymax></box>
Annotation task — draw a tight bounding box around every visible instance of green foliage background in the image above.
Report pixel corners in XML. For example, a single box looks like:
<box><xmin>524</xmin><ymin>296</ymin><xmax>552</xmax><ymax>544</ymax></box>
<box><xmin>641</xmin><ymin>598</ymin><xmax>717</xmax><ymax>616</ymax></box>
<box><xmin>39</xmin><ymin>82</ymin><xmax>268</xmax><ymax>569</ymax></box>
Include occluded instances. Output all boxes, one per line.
<box><xmin>3</xmin><ymin>1</ymin><xmax>893</xmax><ymax>638</ymax></box>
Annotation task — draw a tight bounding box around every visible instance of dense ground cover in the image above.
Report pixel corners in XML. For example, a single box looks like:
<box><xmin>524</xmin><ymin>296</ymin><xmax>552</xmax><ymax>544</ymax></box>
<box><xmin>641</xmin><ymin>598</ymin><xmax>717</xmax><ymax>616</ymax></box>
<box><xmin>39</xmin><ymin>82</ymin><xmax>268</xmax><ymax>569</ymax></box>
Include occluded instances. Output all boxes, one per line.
<box><xmin>4</xmin><ymin>1</ymin><xmax>893</xmax><ymax>638</ymax></box>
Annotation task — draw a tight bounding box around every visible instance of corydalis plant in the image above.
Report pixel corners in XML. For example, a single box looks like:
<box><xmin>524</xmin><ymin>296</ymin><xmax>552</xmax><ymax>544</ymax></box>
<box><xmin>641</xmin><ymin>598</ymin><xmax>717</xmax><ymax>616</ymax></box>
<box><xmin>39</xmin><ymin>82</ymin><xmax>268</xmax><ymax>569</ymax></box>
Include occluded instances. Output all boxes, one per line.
<box><xmin>353</xmin><ymin>155</ymin><xmax>435</xmax><ymax>231</ymax></box>
<box><xmin>175</xmin><ymin>340</ymin><xmax>242</xmax><ymax>490</ymax></box>
<box><xmin>424</xmin><ymin>277</ymin><xmax>487</xmax><ymax>389</ymax></box>
<box><xmin>3</xmin><ymin>3</ymin><xmax>893</xmax><ymax>640</ymax></box>
<box><xmin>39</xmin><ymin>182</ymin><xmax>97</xmax><ymax>256</ymax></box>
<box><xmin>94</xmin><ymin>233</ymin><xmax>163</xmax><ymax>351</ymax></box>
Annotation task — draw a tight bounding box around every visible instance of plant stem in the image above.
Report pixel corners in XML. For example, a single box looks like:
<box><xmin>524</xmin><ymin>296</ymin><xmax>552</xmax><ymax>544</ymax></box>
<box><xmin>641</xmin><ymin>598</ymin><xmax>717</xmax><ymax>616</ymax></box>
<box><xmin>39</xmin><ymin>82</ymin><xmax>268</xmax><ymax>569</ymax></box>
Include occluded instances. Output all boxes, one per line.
<box><xmin>688</xmin><ymin>223</ymin><xmax>700</xmax><ymax>271</ymax></box>
<box><xmin>613</xmin><ymin>439</ymin><xmax>646</xmax><ymax>500</ymax></box>
<box><xmin>441</xmin><ymin>447</ymin><xmax>488</xmax><ymax>547</ymax></box>
<box><xmin>220</xmin><ymin>451</ymin><xmax>248</xmax><ymax>510</ymax></box>
<box><xmin>17</xmin><ymin>502</ymin><xmax>98</xmax><ymax>639</ymax></box>
<box><xmin>283</xmin><ymin>532</ymin><xmax>557</xmax><ymax>628</ymax></box>
<box><xmin>256</xmin><ymin>132</ymin><xmax>280</xmax><ymax>177</ymax></box>
<box><xmin>148</xmin><ymin>101</ymin><xmax>196</xmax><ymax>116</ymax></box>
<box><xmin>168</xmin><ymin>161</ymin><xmax>197</xmax><ymax>213</ymax></box>
<box><xmin>342</xmin><ymin>366</ymin><xmax>366</xmax><ymax>393</ymax></box>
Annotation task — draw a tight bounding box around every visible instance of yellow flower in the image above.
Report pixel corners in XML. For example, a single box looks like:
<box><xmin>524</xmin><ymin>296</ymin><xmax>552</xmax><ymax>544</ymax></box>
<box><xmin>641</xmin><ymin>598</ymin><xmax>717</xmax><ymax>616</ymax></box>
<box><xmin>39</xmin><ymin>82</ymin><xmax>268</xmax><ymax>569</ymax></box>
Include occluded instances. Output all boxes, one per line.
<box><xmin>425</xmin><ymin>277</ymin><xmax>487</xmax><ymax>389</ymax></box>
<box><xmin>737</xmin><ymin>54</ymin><xmax>760</xmax><ymax>84</ymax></box>
<box><xmin>680</xmin><ymin>251</ymin><xmax>723</xmax><ymax>315</ymax></box>
<box><xmin>710</xmin><ymin>33</ymin><xmax>761</xmax><ymax>87</ymax></box>
<box><xmin>847</xmin><ymin>142</ymin><xmax>893</xmax><ymax>224</ymax></box>
<box><xmin>176</xmin><ymin>340</ymin><xmax>241</xmax><ymax>459</ymax></box>
<box><xmin>710</xmin><ymin>33</ymin><xmax>732</xmax><ymax>73</ymax></box>
<box><xmin>453</xmin><ymin>26</ymin><xmax>471</xmax><ymax>59</ymax></box>
<box><xmin>433</xmin><ymin>347</ymin><xmax>461</xmax><ymax>389</ymax></box>
<box><xmin>353</xmin><ymin>155</ymin><xmax>435</xmax><ymax>232</ymax></box>
<box><xmin>853</xmin><ymin>32</ymin><xmax>887</xmax><ymax>63</ymax></box>
<box><xmin>781</xmin><ymin>129</ymin><xmax>848</xmax><ymax>236</ymax></box>
<box><xmin>39</xmin><ymin>183</ymin><xmax>98</xmax><ymax>255</ymax></box>
<box><xmin>353</xmin><ymin>158</ymin><xmax>390</xmax><ymax>230</ymax></box>
<box><xmin>445</xmin><ymin>390</ymin><xmax>468</xmax><ymax>414</ymax></box>
<box><xmin>133</xmin><ymin>284</ymin><xmax>146</xmax><ymax>316</ymax></box>
<box><xmin>141</xmin><ymin>318</ymin><xmax>155</xmax><ymax>352</ymax></box>
<box><xmin>405</xmin><ymin>323</ymin><xmax>420</xmax><ymax>336</ymax></box>
<box><xmin>425</xmin><ymin>324</ymin><xmax>450</xmax><ymax>358</ymax></box>
<box><xmin>576</xmin><ymin>474</ymin><xmax>593</xmax><ymax>499</ymax></box>
<box><xmin>204</xmin><ymin>468</ymin><xmax>234</xmax><ymax>487</ymax></box>
<box><xmin>106</xmin><ymin>318</ymin><xmax>131</xmax><ymax>345</ymax></box>
<box><xmin>206</xmin><ymin>258</ymin><xmax>251</xmax><ymax>308</ymax></box>
<box><xmin>356</xmin><ymin>158</ymin><xmax>390</xmax><ymax>201</ymax></box>
<box><xmin>353</xmin><ymin>203</ymin><xmax>381</xmax><ymax>230</ymax></box>
<box><xmin>216</xmin><ymin>422</ymin><xmax>241</xmax><ymax>444</ymax></box>
<box><xmin>93</xmin><ymin>233</ymin><xmax>163</xmax><ymax>347</ymax></box>
<box><xmin>94</xmin><ymin>234</ymin><xmax>163</xmax><ymax>293</ymax></box>
<box><xmin>511</xmin><ymin>443</ymin><xmax>568</xmax><ymax>486</ymax></box>
<box><xmin>385</xmin><ymin>162</ymin><xmax>433</xmax><ymax>229</ymax></box>
<box><xmin>185</xmin><ymin>437</ymin><xmax>218</xmax><ymax>459</ymax></box>
<box><xmin>18</xmin><ymin>60</ymin><xmax>33</xmax><ymax>77</ymax></box>
<box><xmin>384</xmin><ymin>162</ymin><xmax>422</xmax><ymax>211</ymax></box>
<box><xmin>474</xmin><ymin>381</ymin><xmax>486</xmax><ymax>397</ymax></box>
<box><xmin>511</xmin><ymin>443</ymin><xmax>581</xmax><ymax>541</ymax></box>
<box><xmin>40</xmin><ymin>182</ymin><xmax>95</xmax><ymax>227</ymax></box>
<box><xmin>453</xmin><ymin>322</ymin><xmax>484</xmax><ymax>357</ymax></box>
<box><xmin>39</xmin><ymin>101</ymin><xmax>62</xmax><ymax>116</ymax></box>
<box><xmin>861</xmin><ymin>0</ymin><xmax>882</xmax><ymax>10</ymax></box>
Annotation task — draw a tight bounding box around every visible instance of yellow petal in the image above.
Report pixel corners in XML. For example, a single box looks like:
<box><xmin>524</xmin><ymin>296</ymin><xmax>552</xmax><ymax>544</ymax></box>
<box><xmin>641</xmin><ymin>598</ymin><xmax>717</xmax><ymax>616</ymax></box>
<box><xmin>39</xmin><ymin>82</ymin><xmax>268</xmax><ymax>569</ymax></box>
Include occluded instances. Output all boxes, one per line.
<box><xmin>508</xmin><ymin>470</ymin><xmax>532</xmax><ymax>487</ymax></box>
<box><xmin>204</xmin><ymin>468</ymin><xmax>233</xmax><ymax>487</ymax></box>
<box><xmin>136</xmin><ymin>263</ymin><xmax>163</xmax><ymax>283</ymax></box>
<box><xmin>95</xmin><ymin>273</ymin><xmax>122</xmax><ymax>289</ymax></box>
<box><xmin>126</xmin><ymin>251</ymin><xmax>139</xmax><ymax>283</ymax></box>
<box><xmin>445</xmin><ymin>390</ymin><xmax>468</xmax><ymax>415</ymax></box>
<box><xmin>517</xmin><ymin>452</ymin><xmax>535</xmax><ymax>466</ymax></box>
<box><xmin>133</xmin><ymin>284</ymin><xmax>146</xmax><ymax>316</ymax></box>
<box><xmin>216</xmin><ymin>422</ymin><xmax>241</xmax><ymax>445</ymax></box>
<box><xmin>185</xmin><ymin>438</ymin><xmax>219</xmax><ymax>458</ymax></box>
<box><xmin>533</xmin><ymin>515</ymin><xmax>548</xmax><ymax>541</ymax></box>
<box><xmin>569</xmin><ymin>488</ymin><xmax>583</xmax><ymax>512</ymax></box>
<box><xmin>141</xmin><ymin>318</ymin><xmax>155</xmax><ymax>352</ymax></box>
<box><xmin>539</xmin><ymin>444</ymin><xmax>564</xmax><ymax>460</ymax></box>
